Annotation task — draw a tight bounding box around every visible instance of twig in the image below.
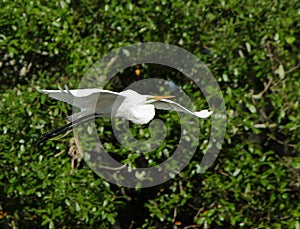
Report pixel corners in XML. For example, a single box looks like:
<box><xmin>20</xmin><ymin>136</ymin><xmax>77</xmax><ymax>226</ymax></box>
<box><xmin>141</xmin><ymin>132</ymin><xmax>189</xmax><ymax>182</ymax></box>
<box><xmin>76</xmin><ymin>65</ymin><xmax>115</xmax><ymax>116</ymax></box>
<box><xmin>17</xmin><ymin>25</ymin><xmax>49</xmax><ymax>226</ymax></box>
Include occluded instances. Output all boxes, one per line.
<box><xmin>252</xmin><ymin>77</ymin><xmax>273</xmax><ymax>99</ymax></box>
<box><xmin>285</xmin><ymin>63</ymin><xmax>300</xmax><ymax>75</ymax></box>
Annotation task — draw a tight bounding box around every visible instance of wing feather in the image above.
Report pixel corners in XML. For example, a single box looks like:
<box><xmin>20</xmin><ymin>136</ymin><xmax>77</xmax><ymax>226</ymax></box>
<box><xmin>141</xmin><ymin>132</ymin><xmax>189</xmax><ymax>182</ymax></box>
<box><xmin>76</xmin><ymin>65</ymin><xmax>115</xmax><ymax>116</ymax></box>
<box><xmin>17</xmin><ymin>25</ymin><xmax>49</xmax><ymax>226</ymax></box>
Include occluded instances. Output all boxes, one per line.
<box><xmin>41</xmin><ymin>88</ymin><xmax>123</xmax><ymax>109</ymax></box>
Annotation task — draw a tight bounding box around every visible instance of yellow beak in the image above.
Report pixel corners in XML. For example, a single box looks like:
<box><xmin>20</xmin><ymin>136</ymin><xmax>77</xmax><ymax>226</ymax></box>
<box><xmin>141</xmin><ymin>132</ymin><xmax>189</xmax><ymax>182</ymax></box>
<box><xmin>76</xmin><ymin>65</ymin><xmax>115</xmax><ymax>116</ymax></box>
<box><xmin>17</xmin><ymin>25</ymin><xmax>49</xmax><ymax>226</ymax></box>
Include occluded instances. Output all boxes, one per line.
<box><xmin>147</xmin><ymin>95</ymin><xmax>175</xmax><ymax>101</ymax></box>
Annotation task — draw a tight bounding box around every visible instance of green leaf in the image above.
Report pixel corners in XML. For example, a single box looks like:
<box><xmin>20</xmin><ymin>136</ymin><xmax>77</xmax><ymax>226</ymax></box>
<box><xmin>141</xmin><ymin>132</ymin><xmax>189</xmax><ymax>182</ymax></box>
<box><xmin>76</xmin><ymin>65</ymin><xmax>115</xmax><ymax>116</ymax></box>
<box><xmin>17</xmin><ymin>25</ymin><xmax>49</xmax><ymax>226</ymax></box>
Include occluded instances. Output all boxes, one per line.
<box><xmin>275</xmin><ymin>64</ymin><xmax>285</xmax><ymax>79</ymax></box>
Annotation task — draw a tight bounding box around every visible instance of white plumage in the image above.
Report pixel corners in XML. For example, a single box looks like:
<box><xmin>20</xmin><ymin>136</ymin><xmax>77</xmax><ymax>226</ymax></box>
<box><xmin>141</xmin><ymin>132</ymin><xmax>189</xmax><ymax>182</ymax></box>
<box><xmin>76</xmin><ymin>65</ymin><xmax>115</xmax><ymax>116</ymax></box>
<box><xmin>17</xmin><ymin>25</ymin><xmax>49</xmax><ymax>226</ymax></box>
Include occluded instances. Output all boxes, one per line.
<box><xmin>36</xmin><ymin>86</ymin><xmax>213</xmax><ymax>144</ymax></box>
<box><xmin>41</xmin><ymin>86</ymin><xmax>213</xmax><ymax>125</ymax></box>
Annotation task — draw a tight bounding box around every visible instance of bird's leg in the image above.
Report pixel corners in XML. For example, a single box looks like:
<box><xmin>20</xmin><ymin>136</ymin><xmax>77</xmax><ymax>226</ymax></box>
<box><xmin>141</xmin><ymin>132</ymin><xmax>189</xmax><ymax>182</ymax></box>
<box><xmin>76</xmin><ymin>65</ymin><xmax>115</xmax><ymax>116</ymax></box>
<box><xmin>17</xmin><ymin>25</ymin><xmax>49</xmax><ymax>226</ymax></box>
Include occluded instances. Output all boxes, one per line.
<box><xmin>35</xmin><ymin>122</ymin><xmax>73</xmax><ymax>145</ymax></box>
<box><xmin>35</xmin><ymin>113</ymin><xmax>103</xmax><ymax>145</ymax></box>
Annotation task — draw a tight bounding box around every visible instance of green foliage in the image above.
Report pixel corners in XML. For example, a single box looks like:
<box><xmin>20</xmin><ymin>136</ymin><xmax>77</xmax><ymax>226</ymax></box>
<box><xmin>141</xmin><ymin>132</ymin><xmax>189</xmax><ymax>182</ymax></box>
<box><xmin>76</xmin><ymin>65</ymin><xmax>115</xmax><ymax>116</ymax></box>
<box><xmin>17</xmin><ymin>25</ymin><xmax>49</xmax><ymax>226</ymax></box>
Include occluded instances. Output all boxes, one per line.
<box><xmin>1</xmin><ymin>0</ymin><xmax>299</xmax><ymax>228</ymax></box>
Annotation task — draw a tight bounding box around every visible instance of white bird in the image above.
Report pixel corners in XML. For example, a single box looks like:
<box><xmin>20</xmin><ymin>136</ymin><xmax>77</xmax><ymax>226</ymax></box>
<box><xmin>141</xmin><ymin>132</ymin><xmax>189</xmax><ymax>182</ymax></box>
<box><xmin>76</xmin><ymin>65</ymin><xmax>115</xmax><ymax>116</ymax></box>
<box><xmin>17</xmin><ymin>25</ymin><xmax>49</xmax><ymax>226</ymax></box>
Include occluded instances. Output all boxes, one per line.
<box><xmin>36</xmin><ymin>86</ymin><xmax>213</xmax><ymax>144</ymax></box>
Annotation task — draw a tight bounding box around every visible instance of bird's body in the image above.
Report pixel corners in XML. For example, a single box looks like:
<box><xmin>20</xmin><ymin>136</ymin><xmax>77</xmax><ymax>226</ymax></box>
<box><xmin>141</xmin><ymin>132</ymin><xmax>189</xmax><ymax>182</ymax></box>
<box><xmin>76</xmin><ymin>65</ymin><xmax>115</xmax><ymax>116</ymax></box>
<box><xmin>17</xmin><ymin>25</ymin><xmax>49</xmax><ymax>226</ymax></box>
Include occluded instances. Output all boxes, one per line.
<box><xmin>36</xmin><ymin>87</ymin><xmax>213</xmax><ymax>144</ymax></box>
<box><xmin>114</xmin><ymin>90</ymin><xmax>156</xmax><ymax>124</ymax></box>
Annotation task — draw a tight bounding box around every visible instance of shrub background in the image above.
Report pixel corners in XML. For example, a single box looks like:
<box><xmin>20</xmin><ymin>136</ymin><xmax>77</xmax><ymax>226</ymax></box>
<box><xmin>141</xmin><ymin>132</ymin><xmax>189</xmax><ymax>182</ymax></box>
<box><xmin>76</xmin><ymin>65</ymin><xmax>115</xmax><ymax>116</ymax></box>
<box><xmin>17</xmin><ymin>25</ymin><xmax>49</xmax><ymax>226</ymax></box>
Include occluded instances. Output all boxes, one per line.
<box><xmin>0</xmin><ymin>0</ymin><xmax>299</xmax><ymax>228</ymax></box>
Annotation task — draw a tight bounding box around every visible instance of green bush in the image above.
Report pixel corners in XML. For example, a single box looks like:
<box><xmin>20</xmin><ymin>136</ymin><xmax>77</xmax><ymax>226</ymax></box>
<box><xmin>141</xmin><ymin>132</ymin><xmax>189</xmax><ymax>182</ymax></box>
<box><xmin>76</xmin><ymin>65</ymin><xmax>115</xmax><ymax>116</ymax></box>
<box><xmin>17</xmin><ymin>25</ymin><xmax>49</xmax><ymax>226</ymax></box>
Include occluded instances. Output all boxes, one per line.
<box><xmin>1</xmin><ymin>0</ymin><xmax>299</xmax><ymax>228</ymax></box>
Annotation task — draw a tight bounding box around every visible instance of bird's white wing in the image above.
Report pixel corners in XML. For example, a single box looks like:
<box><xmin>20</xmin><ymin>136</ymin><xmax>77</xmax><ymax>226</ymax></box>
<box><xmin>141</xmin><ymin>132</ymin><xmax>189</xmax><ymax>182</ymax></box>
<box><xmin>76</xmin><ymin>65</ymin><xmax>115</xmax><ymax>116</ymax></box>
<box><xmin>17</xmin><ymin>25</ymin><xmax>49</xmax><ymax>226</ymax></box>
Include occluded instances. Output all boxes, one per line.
<box><xmin>150</xmin><ymin>99</ymin><xmax>213</xmax><ymax>118</ymax></box>
<box><xmin>41</xmin><ymin>87</ymin><xmax>123</xmax><ymax>109</ymax></box>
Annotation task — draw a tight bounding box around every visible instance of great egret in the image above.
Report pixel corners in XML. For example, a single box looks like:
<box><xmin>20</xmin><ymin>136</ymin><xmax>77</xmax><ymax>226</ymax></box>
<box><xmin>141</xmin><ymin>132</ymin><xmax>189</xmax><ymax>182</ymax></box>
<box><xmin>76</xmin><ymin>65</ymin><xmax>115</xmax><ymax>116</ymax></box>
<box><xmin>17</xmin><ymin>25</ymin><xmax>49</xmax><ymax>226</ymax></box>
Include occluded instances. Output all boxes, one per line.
<box><xmin>36</xmin><ymin>86</ymin><xmax>213</xmax><ymax>144</ymax></box>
